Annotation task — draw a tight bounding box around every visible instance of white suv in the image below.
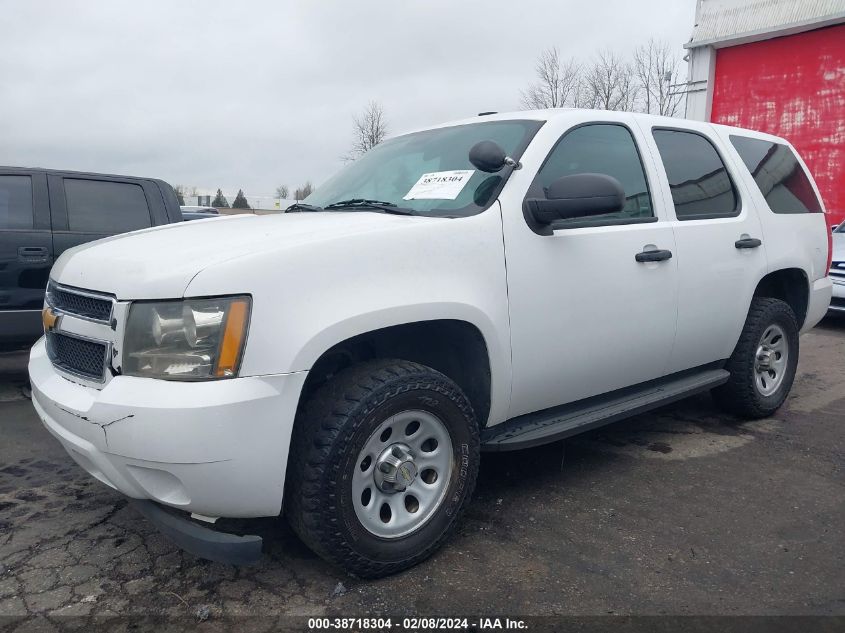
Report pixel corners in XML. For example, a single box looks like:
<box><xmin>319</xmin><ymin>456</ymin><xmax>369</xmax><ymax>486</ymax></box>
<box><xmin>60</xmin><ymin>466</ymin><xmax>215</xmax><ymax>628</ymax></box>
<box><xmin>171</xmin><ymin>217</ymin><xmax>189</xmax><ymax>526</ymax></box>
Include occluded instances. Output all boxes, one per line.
<box><xmin>29</xmin><ymin>110</ymin><xmax>832</xmax><ymax>577</ymax></box>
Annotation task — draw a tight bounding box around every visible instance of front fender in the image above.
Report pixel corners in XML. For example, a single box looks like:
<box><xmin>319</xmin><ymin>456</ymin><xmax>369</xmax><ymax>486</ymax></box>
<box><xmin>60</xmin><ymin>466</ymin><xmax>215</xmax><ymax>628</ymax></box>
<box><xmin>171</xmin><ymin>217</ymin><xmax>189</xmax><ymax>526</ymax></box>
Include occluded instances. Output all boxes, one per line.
<box><xmin>290</xmin><ymin>302</ymin><xmax>500</xmax><ymax>370</ymax></box>
<box><xmin>183</xmin><ymin>208</ymin><xmax>513</xmax><ymax>426</ymax></box>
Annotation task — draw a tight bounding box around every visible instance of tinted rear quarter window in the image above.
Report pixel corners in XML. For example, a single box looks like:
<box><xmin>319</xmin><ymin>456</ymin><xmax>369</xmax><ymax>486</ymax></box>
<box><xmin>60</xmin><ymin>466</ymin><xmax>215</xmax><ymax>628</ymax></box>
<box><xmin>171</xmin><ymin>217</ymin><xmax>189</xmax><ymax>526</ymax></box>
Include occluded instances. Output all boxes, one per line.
<box><xmin>0</xmin><ymin>175</ymin><xmax>34</xmax><ymax>230</ymax></box>
<box><xmin>64</xmin><ymin>179</ymin><xmax>152</xmax><ymax>233</ymax></box>
<box><xmin>729</xmin><ymin>136</ymin><xmax>822</xmax><ymax>214</ymax></box>
<box><xmin>653</xmin><ymin>129</ymin><xmax>738</xmax><ymax>220</ymax></box>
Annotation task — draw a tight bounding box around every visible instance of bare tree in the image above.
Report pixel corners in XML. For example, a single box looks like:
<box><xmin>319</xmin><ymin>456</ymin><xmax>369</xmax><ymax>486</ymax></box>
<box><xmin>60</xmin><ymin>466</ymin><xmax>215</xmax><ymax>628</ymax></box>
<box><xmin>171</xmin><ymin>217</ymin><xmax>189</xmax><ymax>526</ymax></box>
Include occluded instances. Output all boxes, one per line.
<box><xmin>275</xmin><ymin>185</ymin><xmax>289</xmax><ymax>200</ymax></box>
<box><xmin>582</xmin><ymin>50</ymin><xmax>638</xmax><ymax>112</ymax></box>
<box><xmin>615</xmin><ymin>61</ymin><xmax>639</xmax><ymax>113</ymax></box>
<box><xmin>521</xmin><ymin>47</ymin><xmax>582</xmax><ymax>109</ymax></box>
<box><xmin>633</xmin><ymin>38</ymin><xmax>683</xmax><ymax>116</ymax></box>
<box><xmin>293</xmin><ymin>181</ymin><xmax>313</xmax><ymax>201</ymax></box>
<box><xmin>348</xmin><ymin>101</ymin><xmax>388</xmax><ymax>160</ymax></box>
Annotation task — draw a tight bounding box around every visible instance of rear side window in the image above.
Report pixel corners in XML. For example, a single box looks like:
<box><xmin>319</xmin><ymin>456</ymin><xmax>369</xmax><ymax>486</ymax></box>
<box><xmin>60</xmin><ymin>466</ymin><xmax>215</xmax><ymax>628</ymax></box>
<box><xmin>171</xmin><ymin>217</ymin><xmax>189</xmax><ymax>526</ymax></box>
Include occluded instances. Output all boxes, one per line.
<box><xmin>528</xmin><ymin>124</ymin><xmax>653</xmax><ymax>222</ymax></box>
<box><xmin>0</xmin><ymin>175</ymin><xmax>34</xmax><ymax>230</ymax></box>
<box><xmin>730</xmin><ymin>136</ymin><xmax>822</xmax><ymax>214</ymax></box>
<box><xmin>64</xmin><ymin>179</ymin><xmax>152</xmax><ymax>233</ymax></box>
<box><xmin>653</xmin><ymin>129</ymin><xmax>739</xmax><ymax>220</ymax></box>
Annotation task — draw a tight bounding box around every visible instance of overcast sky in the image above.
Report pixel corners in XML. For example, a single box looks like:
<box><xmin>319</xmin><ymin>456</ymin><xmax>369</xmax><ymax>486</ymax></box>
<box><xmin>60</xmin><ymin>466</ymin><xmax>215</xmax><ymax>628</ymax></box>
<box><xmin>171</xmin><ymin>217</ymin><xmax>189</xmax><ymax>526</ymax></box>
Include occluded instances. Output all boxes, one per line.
<box><xmin>1</xmin><ymin>0</ymin><xmax>696</xmax><ymax>200</ymax></box>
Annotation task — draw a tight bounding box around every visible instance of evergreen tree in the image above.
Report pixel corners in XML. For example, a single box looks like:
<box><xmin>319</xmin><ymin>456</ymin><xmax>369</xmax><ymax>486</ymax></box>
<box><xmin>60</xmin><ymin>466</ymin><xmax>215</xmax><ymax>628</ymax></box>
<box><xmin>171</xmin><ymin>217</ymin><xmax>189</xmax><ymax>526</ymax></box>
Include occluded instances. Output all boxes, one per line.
<box><xmin>232</xmin><ymin>189</ymin><xmax>251</xmax><ymax>209</ymax></box>
<box><xmin>211</xmin><ymin>188</ymin><xmax>229</xmax><ymax>208</ymax></box>
<box><xmin>174</xmin><ymin>185</ymin><xmax>186</xmax><ymax>206</ymax></box>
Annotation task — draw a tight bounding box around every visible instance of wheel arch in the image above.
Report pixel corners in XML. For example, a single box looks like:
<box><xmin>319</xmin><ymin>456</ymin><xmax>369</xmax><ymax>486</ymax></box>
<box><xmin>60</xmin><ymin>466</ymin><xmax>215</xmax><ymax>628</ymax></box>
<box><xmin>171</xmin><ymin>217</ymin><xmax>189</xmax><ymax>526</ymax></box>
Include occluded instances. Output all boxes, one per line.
<box><xmin>753</xmin><ymin>267</ymin><xmax>810</xmax><ymax>328</ymax></box>
<box><xmin>294</xmin><ymin>317</ymin><xmax>495</xmax><ymax>428</ymax></box>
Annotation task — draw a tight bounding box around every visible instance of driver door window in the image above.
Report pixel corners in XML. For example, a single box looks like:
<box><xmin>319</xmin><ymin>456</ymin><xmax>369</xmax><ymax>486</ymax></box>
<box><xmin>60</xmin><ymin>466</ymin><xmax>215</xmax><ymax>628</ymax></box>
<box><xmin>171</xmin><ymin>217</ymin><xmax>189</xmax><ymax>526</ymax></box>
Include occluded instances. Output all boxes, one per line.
<box><xmin>527</xmin><ymin>124</ymin><xmax>653</xmax><ymax>226</ymax></box>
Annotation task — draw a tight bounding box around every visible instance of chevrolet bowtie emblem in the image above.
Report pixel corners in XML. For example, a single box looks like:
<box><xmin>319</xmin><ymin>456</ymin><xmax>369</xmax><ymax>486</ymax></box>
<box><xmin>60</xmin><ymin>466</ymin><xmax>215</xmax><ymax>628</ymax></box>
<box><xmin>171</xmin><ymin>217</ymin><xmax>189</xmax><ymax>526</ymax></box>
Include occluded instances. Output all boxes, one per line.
<box><xmin>42</xmin><ymin>307</ymin><xmax>60</xmax><ymax>332</ymax></box>
<box><xmin>399</xmin><ymin>465</ymin><xmax>412</xmax><ymax>482</ymax></box>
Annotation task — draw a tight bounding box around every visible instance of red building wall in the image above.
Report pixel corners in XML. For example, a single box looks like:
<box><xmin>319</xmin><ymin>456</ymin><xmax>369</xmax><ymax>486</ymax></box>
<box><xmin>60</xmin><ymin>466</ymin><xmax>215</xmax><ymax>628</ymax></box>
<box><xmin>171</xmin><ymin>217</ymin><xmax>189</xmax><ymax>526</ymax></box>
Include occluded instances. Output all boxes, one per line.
<box><xmin>711</xmin><ymin>24</ymin><xmax>845</xmax><ymax>226</ymax></box>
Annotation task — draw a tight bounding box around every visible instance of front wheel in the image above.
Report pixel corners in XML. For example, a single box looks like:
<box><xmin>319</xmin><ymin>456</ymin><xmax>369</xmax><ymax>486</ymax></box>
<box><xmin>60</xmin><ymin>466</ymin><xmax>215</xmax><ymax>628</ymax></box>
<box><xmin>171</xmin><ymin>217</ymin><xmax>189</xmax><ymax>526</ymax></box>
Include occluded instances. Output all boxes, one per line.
<box><xmin>712</xmin><ymin>297</ymin><xmax>800</xmax><ymax>419</ymax></box>
<box><xmin>285</xmin><ymin>359</ymin><xmax>479</xmax><ymax>578</ymax></box>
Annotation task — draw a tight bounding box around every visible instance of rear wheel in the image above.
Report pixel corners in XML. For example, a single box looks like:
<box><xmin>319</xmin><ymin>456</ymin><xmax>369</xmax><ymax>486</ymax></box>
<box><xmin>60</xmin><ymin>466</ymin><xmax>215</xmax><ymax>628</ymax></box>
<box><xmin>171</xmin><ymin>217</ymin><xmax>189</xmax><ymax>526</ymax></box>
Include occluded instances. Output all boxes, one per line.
<box><xmin>285</xmin><ymin>359</ymin><xmax>479</xmax><ymax>578</ymax></box>
<box><xmin>712</xmin><ymin>297</ymin><xmax>799</xmax><ymax>419</ymax></box>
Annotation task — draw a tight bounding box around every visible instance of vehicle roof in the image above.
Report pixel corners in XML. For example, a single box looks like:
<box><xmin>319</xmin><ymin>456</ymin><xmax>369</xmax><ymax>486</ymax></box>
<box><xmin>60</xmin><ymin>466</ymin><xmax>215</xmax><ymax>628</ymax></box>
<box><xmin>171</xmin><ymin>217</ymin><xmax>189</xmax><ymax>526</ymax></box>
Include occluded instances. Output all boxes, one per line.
<box><xmin>398</xmin><ymin>109</ymin><xmax>789</xmax><ymax>145</ymax></box>
<box><xmin>0</xmin><ymin>165</ymin><xmax>172</xmax><ymax>188</ymax></box>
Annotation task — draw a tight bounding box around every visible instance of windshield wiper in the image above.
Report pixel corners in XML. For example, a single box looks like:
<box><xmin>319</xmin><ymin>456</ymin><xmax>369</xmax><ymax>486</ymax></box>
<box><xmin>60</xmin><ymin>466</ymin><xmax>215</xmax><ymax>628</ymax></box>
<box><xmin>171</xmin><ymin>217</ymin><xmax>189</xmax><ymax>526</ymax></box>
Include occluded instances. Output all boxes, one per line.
<box><xmin>285</xmin><ymin>202</ymin><xmax>324</xmax><ymax>213</ymax></box>
<box><xmin>323</xmin><ymin>199</ymin><xmax>415</xmax><ymax>215</ymax></box>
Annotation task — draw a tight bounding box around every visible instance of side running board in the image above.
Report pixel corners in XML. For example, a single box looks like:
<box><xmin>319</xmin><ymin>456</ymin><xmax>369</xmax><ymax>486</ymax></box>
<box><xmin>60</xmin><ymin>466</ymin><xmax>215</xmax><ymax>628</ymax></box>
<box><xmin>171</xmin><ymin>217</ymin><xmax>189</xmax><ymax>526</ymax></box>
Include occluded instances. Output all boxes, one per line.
<box><xmin>481</xmin><ymin>368</ymin><xmax>730</xmax><ymax>452</ymax></box>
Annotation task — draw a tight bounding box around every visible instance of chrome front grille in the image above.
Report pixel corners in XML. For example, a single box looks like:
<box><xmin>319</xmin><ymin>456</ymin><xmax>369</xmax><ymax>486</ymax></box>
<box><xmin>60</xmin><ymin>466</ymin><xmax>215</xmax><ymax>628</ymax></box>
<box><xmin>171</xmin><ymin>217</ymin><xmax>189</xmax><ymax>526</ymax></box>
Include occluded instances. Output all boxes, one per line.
<box><xmin>46</xmin><ymin>331</ymin><xmax>108</xmax><ymax>382</ymax></box>
<box><xmin>46</xmin><ymin>282</ymin><xmax>114</xmax><ymax>323</ymax></box>
<box><xmin>830</xmin><ymin>261</ymin><xmax>845</xmax><ymax>280</ymax></box>
<box><xmin>44</xmin><ymin>282</ymin><xmax>116</xmax><ymax>384</ymax></box>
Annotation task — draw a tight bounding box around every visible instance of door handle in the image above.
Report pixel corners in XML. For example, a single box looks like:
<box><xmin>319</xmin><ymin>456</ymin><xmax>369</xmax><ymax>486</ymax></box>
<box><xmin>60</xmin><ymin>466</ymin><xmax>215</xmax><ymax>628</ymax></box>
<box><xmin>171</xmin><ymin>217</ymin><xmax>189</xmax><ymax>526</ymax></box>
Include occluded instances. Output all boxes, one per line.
<box><xmin>735</xmin><ymin>237</ymin><xmax>762</xmax><ymax>249</ymax></box>
<box><xmin>635</xmin><ymin>249</ymin><xmax>672</xmax><ymax>263</ymax></box>
<box><xmin>17</xmin><ymin>246</ymin><xmax>49</xmax><ymax>262</ymax></box>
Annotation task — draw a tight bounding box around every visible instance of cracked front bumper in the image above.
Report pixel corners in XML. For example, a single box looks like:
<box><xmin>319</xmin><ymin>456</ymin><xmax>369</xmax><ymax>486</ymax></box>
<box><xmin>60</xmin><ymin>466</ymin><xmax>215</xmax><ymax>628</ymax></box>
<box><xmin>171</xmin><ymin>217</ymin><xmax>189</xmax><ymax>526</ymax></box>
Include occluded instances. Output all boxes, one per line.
<box><xmin>29</xmin><ymin>338</ymin><xmax>307</xmax><ymax>518</ymax></box>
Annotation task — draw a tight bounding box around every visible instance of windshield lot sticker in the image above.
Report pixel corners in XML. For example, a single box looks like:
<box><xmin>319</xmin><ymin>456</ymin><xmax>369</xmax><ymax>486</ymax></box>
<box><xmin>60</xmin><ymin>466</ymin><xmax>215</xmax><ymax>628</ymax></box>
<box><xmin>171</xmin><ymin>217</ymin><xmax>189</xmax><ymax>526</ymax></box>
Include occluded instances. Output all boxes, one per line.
<box><xmin>403</xmin><ymin>170</ymin><xmax>475</xmax><ymax>200</ymax></box>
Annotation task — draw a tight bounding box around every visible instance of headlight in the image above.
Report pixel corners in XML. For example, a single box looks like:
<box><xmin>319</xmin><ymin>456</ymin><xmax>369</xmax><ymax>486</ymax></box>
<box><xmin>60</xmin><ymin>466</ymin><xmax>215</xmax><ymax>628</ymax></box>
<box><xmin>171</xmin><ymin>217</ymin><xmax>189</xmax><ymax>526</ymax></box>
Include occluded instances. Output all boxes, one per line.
<box><xmin>123</xmin><ymin>296</ymin><xmax>251</xmax><ymax>380</ymax></box>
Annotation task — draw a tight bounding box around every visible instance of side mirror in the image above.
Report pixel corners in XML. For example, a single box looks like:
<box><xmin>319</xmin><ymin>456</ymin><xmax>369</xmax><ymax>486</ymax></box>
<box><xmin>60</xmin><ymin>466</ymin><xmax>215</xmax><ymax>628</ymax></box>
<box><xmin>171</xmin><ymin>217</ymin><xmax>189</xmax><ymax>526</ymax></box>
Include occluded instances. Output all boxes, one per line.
<box><xmin>469</xmin><ymin>140</ymin><xmax>517</xmax><ymax>173</ymax></box>
<box><xmin>525</xmin><ymin>173</ymin><xmax>625</xmax><ymax>226</ymax></box>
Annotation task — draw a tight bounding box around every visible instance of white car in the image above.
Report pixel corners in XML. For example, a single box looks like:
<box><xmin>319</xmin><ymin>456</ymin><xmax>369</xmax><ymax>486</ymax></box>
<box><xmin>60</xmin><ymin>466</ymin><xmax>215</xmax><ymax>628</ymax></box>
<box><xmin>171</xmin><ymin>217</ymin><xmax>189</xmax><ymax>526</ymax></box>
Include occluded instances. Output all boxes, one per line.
<box><xmin>830</xmin><ymin>222</ymin><xmax>845</xmax><ymax>312</ymax></box>
<box><xmin>29</xmin><ymin>110</ymin><xmax>832</xmax><ymax>577</ymax></box>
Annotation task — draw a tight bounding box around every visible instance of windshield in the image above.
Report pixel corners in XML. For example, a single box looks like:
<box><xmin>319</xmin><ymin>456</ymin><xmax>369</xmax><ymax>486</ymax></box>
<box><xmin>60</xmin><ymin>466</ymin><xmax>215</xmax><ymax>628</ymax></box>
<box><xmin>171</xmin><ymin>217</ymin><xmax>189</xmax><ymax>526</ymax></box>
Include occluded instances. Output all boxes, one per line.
<box><xmin>306</xmin><ymin>119</ymin><xmax>543</xmax><ymax>217</ymax></box>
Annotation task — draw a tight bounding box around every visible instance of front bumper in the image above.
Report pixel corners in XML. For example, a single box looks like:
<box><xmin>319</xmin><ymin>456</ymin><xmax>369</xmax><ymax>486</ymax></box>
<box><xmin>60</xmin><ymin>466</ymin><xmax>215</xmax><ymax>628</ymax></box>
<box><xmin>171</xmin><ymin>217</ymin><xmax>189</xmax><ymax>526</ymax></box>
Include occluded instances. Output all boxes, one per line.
<box><xmin>131</xmin><ymin>499</ymin><xmax>262</xmax><ymax>565</ymax></box>
<box><xmin>29</xmin><ymin>338</ymin><xmax>307</xmax><ymax>519</ymax></box>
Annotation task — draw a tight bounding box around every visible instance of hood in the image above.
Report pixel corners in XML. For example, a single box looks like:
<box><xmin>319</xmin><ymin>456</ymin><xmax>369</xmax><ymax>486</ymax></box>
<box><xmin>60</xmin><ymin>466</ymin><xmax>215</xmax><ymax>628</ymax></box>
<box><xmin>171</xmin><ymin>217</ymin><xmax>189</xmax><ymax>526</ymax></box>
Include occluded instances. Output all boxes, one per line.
<box><xmin>51</xmin><ymin>212</ymin><xmax>442</xmax><ymax>299</ymax></box>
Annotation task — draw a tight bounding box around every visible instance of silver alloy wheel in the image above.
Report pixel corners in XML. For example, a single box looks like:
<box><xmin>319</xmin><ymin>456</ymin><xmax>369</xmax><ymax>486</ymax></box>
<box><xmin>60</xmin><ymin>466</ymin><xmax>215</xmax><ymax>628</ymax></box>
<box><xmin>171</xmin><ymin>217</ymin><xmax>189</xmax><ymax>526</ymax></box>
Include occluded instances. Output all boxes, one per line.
<box><xmin>352</xmin><ymin>410</ymin><xmax>453</xmax><ymax>539</ymax></box>
<box><xmin>754</xmin><ymin>324</ymin><xmax>788</xmax><ymax>396</ymax></box>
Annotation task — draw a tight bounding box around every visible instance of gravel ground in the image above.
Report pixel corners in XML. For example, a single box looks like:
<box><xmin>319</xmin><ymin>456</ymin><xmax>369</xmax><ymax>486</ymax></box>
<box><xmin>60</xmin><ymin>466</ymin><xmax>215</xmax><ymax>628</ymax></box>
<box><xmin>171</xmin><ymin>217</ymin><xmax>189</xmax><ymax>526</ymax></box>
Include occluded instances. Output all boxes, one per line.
<box><xmin>0</xmin><ymin>318</ymin><xmax>843</xmax><ymax>625</ymax></box>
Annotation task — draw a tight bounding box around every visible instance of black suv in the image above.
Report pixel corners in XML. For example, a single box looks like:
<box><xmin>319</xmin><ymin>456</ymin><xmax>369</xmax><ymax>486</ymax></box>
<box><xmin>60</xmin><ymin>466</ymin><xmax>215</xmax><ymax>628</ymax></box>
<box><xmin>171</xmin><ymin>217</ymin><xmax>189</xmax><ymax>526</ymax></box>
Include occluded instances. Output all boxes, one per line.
<box><xmin>0</xmin><ymin>168</ymin><xmax>183</xmax><ymax>350</ymax></box>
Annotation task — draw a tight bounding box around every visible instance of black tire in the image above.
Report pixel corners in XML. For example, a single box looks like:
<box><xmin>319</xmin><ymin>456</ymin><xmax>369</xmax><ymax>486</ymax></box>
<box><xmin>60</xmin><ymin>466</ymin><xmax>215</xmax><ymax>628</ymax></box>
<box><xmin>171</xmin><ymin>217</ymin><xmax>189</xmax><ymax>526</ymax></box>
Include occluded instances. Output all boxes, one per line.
<box><xmin>712</xmin><ymin>297</ymin><xmax>799</xmax><ymax>419</ymax></box>
<box><xmin>285</xmin><ymin>359</ymin><xmax>480</xmax><ymax>578</ymax></box>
